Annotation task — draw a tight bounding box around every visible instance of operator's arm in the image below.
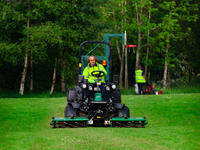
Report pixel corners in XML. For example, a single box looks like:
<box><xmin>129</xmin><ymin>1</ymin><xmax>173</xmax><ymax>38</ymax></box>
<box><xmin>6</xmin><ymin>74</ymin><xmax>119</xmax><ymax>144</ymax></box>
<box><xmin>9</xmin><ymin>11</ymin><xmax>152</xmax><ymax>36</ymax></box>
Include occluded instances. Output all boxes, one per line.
<box><xmin>83</xmin><ymin>67</ymin><xmax>89</xmax><ymax>80</ymax></box>
<box><xmin>83</xmin><ymin>66</ymin><xmax>95</xmax><ymax>83</ymax></box>
<box><xmin>99</xmin><ymin>64</ymin><xmax>107</xmax><ymax>77</ymax></box>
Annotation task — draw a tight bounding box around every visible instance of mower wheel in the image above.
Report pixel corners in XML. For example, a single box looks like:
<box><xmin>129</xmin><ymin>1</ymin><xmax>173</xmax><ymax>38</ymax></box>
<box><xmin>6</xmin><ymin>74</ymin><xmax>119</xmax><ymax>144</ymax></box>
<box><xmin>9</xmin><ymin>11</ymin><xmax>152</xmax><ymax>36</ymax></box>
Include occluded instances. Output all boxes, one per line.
<box><xmin>111</xmin><ymin>88</ymin><xmax>121</xmax><ymax>103</ymax></box>
<box><xmin>67</xmin><ymin>88</ymin><xmax>76</xmax><ymax>102</ymax></box>
<box><xmin>64</xmin><ymin>104</ymin><xmax>78</xmax><ymax>118</ymax></box>
<box><xmin>150</xmin><ymin>89</ymin><xmax>156</xmax><ymax>94</ymax></box>
<box><xmin>118</xmin><ymin>106</ymin><xmax>130</xmax><ymax>118</ymax></box>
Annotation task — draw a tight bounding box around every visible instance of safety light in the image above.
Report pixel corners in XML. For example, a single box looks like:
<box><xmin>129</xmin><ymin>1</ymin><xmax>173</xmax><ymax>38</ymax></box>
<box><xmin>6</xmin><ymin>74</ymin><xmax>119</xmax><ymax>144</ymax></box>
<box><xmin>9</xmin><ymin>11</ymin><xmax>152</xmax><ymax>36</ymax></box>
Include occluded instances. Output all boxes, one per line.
<box><xmin>89</xmin><ymin>86</ymin><xmax>93</xmax><ymax>91</ymax></box>
<box><xmin>94</xmin><ymin>87</ymin><xmax>98</xmax><ymax>91</ymax></box>
<box><xmin>106</xmin><ymin>86</ymin><xmax>110</xmax><ymax>91</ymax></box>
<box><xmin>112</xmin><ymin>84</ymin><xmax>116</xmax><ymax>89</ymax></box>
<box><xmin>82</xmin><ymin>84</ymin><xmax>87</xmax><ymax>89</ymax></box>
<box><xmin>102</xmin><ymin>60</ymin><xmax>107</xmax><ymax>67</ymax></box>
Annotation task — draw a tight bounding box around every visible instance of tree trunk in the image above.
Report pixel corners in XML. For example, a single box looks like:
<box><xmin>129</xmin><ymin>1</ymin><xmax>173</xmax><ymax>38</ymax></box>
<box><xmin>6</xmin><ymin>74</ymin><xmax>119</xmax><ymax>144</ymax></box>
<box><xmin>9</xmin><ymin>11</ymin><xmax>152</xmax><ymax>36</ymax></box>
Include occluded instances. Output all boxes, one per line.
<box><xmin>116</xmin><ymin>40</ymin><xmax>124</xmax><ymax>88</ymax></box>
<box><xmin>145</xmin><ymin>9</ymin><xmax>151</xmax><ymax>78</ymax></box>
<box><xmin>123</xmin><ymin>0</ymin><xmax>128</xmax><ymax>88</ymax></box>
<box><xmin>136</xmin><ymin>32</ymin><xmax>141</xmax><ymax>69</ymax></box>
<box><xmin>61</xmin><ymin>60</ymin><xmax>66</xmax><ymax>92</ymax></box>
<box><xmin>50</xmin><ymin>58</ymin><xmax>58</xmax><ymax>95</ymax></box>
<box><xmin>113</xmin><ymin>6</ymin><xmax>124</xmax><ymax>88</ymax></box>
<box><xmin>163</xmin><ymin>46</ymin><xmax>168</xmax><ymax>89</ymax></box>
<box><xmin>29</xmin><ymin>52</ymin><xmax>33</xmax><ymax>91</ymax></box>
<box><xmin>148</xmin><ymin>70</ymin><xmax>151</xmax><ymax>84</ymax></box>
<box><xmin>19</xmin><ymin>1</ymin><xmax>31</xmax><ymax>95</ymax></box>
<box><xmin>135</xmin><ymin>2</ymin><xmax>141</xmax><ymax>70</ymax></box>
<box><xmin>124</xmin><ymin>31</ymin><xmax>128</xmax><ymax>88</ymax></box>
<box><xmin>189</xmin><ymin>68</ymin><xmax>193</xmax><ymax>83</ymax></box>
<box><xmin>168</xmin><ymin>67</ymin><xmax>171</xmax><ymax>88</ymax></box>
<box><xmin>145</xmin><ymin>40</ymin><xmax>149</xmax><ymax>79</ymax></box>
<box><xmin>19</xmin><ymin>52</ymin><xmax>28</xmax><ymax>95</ymax></box>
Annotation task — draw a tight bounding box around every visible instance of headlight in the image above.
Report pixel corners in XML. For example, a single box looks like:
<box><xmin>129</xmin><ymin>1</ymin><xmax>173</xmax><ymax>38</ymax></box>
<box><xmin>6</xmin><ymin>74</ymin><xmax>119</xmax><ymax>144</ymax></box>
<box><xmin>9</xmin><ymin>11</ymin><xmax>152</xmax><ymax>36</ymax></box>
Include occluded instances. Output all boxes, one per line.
<box><xmin>106</xmin><ymin>86</ymin><xmax>110</xmax><ymax>91</ymax></box>
<box><xmin>112</xmin><ymin>84</ymin><xmax>116</xmax><ymax>89</ymax></box>
<box><xmin>82</xmin><ymin>84</ymin><xmax>87</xmax><ymax>89</ymax></box>
<box><xmin>89</xmin><ymin>86</ymin><xmax>93</xmax><ymax>91</ymax></box>
<box><xmin>94</xmin><ymin>87</ymin><xmax>97</xmax><ymax>91</ymax></box>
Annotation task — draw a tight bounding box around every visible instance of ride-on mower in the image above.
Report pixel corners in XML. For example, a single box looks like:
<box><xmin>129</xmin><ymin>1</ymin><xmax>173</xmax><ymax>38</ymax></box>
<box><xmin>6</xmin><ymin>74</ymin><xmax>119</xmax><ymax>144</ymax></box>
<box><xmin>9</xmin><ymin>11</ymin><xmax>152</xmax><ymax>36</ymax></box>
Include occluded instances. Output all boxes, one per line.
<box><xmin>51</xmin><ymin>41</ymin><xmax>147</xmax><ymax>128</ymax></box>
<box><xmin>135</xmin><ymin>83</ymin><xmax>163</xmax><ymax>95</ymax></box>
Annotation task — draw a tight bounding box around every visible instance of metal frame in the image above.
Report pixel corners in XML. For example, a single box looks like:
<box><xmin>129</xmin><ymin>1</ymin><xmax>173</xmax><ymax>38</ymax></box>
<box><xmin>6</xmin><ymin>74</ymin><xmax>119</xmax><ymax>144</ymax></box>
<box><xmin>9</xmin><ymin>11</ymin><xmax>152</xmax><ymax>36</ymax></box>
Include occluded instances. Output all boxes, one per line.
<box><xmin>104</xmin><ymin>34</ymin><xmax>125</xmax><ymax>81</ymax></box>
<box><xmin>79</xmin><ymin>41</ymin><xmax>112</xmax><ymax>81</ymax></box>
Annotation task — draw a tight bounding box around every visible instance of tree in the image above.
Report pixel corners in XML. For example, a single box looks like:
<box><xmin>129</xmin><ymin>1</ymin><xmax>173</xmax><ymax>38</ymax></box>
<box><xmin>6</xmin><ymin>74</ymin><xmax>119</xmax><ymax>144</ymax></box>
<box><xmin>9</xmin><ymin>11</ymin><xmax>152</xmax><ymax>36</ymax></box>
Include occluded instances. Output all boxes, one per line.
<box><xmin>156</xmin><ymin>0</ymin><xmax>198</xmax><ymax>88</ymax></box>
<box><xmin>19</xmin><ymin>0</ymin><xmax>31</xmax><ymax>95</ymax></box>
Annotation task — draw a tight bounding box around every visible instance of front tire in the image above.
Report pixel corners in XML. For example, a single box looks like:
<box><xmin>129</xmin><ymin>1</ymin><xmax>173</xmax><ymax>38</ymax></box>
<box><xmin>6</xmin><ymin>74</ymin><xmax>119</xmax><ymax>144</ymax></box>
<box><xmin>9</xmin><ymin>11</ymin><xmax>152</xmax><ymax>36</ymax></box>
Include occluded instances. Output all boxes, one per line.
<box><xmin>64</xmin><ymin>104</ymin><xmax>78</xmax><ymax>117</ymax></box>
<box><xmin>111</xmin><ymin>88</ymin><xmax>121</xmax><ymax>103</ymax></box>
<box><xmin>118</xmin><ymin>106</ymin><xmax>130</xmax><ymax>118</ymax></box>
<box><xmin>67</xmin><ymin>88</ymin><xmax>76</xmax><ymax>103</ymax></box>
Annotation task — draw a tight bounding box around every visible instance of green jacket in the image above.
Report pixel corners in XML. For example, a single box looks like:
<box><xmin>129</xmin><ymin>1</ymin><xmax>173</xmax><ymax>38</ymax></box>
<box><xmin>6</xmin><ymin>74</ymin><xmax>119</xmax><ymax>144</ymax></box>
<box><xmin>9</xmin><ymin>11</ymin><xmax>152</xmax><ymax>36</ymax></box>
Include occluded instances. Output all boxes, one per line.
<box><xmin>135</xmin><ymin>69</ymin><xmax>146</xmax><ymax>83</ymax></box>
<box><xmin>83</xmin><ymin>63</ymin><xmax>107</xmax><ymax>83</ymax></box>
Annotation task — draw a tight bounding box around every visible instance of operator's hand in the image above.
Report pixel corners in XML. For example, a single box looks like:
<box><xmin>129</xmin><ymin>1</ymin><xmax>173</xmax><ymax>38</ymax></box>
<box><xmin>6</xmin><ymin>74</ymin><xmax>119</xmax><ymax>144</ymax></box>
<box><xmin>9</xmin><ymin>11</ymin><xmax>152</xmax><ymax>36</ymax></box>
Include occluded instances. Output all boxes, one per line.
<box><xmin>102</xmin><ymin>70</ymin><xmax>106</xmax><ymax>76</ymax></box>
<box><xmin>88</xmin><ymin>79</ymin><xmax>95</xmax><ymax>83</ymax></box>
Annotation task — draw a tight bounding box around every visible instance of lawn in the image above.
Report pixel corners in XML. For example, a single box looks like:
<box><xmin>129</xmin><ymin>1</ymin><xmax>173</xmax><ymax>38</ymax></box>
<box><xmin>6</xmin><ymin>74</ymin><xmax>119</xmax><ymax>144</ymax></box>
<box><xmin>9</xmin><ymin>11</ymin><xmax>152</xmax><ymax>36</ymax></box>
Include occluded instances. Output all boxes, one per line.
<box><xmin>0</xmin><ymin>93</ymin><xmax>200</xmax><ymax>150</ymax></box>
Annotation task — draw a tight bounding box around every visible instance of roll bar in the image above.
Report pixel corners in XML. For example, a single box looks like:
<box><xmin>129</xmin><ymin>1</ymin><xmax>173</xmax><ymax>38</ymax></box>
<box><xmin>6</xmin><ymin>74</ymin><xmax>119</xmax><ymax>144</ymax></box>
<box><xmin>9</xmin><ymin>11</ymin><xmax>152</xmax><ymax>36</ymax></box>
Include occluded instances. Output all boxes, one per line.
<box><xmin>79</xmin><ymin>41</ymin><xmax>112</xmax><ymax>81</ymax></box>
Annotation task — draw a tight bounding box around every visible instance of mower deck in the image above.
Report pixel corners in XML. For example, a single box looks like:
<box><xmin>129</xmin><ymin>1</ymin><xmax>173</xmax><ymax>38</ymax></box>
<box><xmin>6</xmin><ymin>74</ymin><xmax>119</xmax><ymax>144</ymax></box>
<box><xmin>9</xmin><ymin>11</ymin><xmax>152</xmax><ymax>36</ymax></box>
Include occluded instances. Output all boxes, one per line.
<box><xmin>50</xmin><ymin>117</ymin><xmax>147</xmax><ymax>128</ymax></box>
<box><xmin>111</xmin><ymin>117</ymin><xmax>147</xmax><ymax>128</ymax></box>
<box><xmin>51</xmin><ymin>117</ymin><xmax>88</xmax><ymax>128</ymax></box>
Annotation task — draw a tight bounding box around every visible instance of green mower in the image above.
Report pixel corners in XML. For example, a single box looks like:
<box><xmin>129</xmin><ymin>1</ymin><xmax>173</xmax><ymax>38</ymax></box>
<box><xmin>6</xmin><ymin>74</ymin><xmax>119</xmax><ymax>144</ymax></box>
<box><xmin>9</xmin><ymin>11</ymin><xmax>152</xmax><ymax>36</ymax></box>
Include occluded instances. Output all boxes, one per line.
<box><xmin>51</xmin><ymin>41</ymin><xmax>147</xmax><ymax>128</ymax></box>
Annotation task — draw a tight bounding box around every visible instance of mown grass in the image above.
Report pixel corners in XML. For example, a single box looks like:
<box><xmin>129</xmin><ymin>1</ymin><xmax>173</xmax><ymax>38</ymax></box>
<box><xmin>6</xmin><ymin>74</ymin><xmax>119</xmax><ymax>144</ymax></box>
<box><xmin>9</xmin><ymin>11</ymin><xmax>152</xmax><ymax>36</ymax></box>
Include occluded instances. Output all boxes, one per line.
<box><xmin>0</xmin><ymin>93</ymin><xmax>200</xmax><ymax>150</ymax></box>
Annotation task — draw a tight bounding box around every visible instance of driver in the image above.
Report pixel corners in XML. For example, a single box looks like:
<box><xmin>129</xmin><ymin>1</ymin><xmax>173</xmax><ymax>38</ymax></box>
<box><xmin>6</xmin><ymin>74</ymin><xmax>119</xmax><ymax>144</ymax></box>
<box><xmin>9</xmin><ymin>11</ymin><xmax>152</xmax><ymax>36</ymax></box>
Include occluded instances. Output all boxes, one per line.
<box><xmin>83</xmin><ymin>55</ymin><xmax>109</xmax><ymax>101</ymax></box>
<box><xmin>83</xmin><ymin>55</ymin><xmax>107</xmax><ymax>83</ymax></box>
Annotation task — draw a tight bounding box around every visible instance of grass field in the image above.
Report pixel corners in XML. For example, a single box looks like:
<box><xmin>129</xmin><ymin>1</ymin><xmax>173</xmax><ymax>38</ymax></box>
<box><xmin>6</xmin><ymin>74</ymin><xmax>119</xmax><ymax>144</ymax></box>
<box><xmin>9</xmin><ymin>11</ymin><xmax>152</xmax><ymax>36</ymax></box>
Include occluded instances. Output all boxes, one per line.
<box><xmin>0</xmin><ymin>93</ymin><xmax>200</xmax><ymax>150</ymax></box>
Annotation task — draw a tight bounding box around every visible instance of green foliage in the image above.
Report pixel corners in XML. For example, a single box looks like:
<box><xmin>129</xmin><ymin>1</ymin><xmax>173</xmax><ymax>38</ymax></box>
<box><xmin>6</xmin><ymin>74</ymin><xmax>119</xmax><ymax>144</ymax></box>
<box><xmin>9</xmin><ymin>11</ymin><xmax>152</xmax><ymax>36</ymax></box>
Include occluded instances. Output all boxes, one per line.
<box><xmin>28</xmin><ymin>22</ymin><xmax>64</xmax><ymax>62</ymax></box>
<box><xmin>0</xmin><ymin>0</ymin><xmax>199</xmax><ymax>92</ymax></box>
<box><xmin>0</xmin><ymin>0</ymin><xmax>108</xmax><ymax>91</ymax></box>
<box><xmin>0</xmin><ymin>42</ymin><xmax>23</xmax><ymax>65</ymax></box>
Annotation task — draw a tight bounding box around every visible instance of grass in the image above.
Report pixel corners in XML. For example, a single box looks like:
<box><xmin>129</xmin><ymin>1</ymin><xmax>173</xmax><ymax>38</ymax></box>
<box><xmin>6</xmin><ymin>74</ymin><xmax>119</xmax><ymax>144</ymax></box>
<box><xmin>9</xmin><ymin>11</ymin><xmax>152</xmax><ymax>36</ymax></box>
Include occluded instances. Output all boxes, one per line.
<box><xmin>0</xmin><ymin>92</ymin><xmax>200</xmax><ymax>150</ymax></box>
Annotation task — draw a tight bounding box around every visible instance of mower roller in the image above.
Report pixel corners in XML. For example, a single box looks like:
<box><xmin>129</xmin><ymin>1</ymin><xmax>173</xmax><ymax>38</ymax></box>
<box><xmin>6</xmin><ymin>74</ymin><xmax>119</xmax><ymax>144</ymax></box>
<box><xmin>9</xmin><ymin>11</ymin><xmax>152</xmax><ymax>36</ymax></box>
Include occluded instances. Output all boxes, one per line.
<box><xmin>50</xmin><ymin>40</ymin><xmax>147</xmax><ymax>128</ymax></box>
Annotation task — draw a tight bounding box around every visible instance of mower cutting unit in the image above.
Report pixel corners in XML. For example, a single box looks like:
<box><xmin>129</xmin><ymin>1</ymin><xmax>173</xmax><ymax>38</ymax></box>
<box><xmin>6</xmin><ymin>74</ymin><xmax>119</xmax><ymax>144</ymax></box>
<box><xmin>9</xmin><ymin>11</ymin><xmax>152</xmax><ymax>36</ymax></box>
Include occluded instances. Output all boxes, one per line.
<box><xmin>50</xmin><ymin>40</ymin><xmax>147</xmax><ymax>128</ymax></box>
<box><xmin>51</xmin><ymin>117</ymin><xmax>147</xmax><ymax>128</ymax></box>
<box><xmin>51</xmin><ymin>117</ymin><xmax>88</xmax><ymax>128</ymax></box>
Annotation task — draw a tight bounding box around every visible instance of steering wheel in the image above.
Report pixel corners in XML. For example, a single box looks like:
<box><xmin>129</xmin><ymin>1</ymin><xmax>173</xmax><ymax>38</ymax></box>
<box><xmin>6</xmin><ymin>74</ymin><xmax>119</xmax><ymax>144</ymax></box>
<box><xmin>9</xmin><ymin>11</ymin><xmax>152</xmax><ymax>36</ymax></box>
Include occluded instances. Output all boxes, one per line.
<box><xmin>91</xmin><ymin>71</ymin><xmax>105</xmax><ymax>78</ymax></box>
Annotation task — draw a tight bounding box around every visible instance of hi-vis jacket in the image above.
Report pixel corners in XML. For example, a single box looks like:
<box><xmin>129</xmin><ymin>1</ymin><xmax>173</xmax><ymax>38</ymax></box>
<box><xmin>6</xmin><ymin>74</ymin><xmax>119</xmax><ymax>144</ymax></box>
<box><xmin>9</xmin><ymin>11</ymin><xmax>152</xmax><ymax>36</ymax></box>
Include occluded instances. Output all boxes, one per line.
<box><xmin>135</xmin><ymin>69</ymin><xmax>146</xmax><ymax>83</ymax></box>
<box><xmin>83</xmin><ymin>63</ymin><xmax>107</xmax><ymax>83</ymax></box>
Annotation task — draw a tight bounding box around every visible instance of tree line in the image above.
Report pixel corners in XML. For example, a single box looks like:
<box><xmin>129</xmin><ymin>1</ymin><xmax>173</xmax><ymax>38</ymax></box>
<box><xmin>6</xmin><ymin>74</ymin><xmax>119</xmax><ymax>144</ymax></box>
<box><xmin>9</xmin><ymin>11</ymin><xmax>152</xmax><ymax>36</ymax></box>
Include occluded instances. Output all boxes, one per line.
<box><xmin>0</xmin><ymin>0</ymin><xmax>199</xmax><ymax>95</ymax></box>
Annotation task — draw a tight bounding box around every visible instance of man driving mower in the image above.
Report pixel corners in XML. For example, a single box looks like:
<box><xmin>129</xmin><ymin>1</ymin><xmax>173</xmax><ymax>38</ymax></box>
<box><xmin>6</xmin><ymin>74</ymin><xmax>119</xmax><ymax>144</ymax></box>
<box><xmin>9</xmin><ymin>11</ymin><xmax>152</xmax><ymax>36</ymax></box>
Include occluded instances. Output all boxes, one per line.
<box><xmin>83</xmin><ymin>55</ymin><xmax>109</xmax><ymax>101</ymax></box>
<box><xmin>50</xmin><ymin>41</ymin><xmax>147</xmax><ymax>128</ymax></box>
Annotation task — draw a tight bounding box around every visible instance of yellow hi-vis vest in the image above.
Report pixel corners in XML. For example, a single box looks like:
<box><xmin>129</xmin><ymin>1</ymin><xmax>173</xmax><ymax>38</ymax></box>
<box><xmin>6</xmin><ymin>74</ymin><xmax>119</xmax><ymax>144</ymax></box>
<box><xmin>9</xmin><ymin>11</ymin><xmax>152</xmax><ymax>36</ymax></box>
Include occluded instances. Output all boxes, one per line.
<box><xmin>135</xmin><ymin>69</ymin><xmax>146</xmax><ymax>83</ymax></box>
<box><xmin>83</xmin><ymin>63</ymin><xmax>107</xmax><ymax>83</ymax></box>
